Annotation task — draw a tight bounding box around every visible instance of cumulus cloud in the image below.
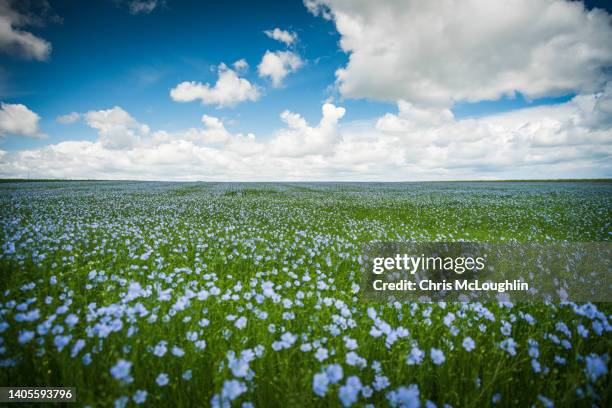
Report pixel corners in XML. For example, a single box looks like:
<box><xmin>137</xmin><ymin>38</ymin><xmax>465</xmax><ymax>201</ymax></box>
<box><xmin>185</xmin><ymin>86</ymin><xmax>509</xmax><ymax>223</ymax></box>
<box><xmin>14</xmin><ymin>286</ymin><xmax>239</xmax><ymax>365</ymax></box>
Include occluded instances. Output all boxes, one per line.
<box><xmin>170</xmin><ymin>63</ymin><xmax>260</xmax><ymax>108</ymax></box>
<box><xmin>0</xmin><ymin>102</ymin><xmax>45</xmax><ymax>138</ymax></box>
<box><xmin>56</xmin><ymin>112</ymin><xmax>80</xmax><ymax>124</ymax></box>
<box><xmin>150</xmin><ymin>114</ymin><xmax>261</xmax><ymax>155</ymax></box>
<box><xmin>127</xmin><ymin>1</ymin><xmax>160</xmax><ymax>15</ymax></box>
<box><xmin>232</xmin><ymin>59</ymin><xmax>249</xmax><ymax>72</ymax></box>
<box><xmin>84</xmin><ymin>106</ymin><xmax>149</xmax><ymax>150</ymax></box>
<box><xmin>196</xmin><ymin>115</ymin><xmax>231</xmax><ymax>144</ymax></box>
<box><xmin>175</xmin><ymin>114</ymin><xmax>253</xmax><ymax>146</ymax></box>
<box><xmin>264</xmin><ymin>28</ymin><xmax>298</xmax><ymax>46</ymax></box>
<box><xmin>373</xmin><ymin>87</ymin><xmax>612</xmax><ymax>174</ymax></box>
<box><xmin>306</xmin><ymin>0</ymin><xmax>612</xmax><ymax>107</ymax></box>
<box><xmin>0</xmin><ymin>0</ymin><xmax>52</xmax><ymax>60</ymax></box>
<box><xmin>269</xmin><ymin>103</ymin><xmax>345</xmax><ymax>156</ymax></box>
<box><xmin>258</xmin><ymin>51</ymin><xmax>303</xmax><ymax>87</ymax></box>
<box><xmin>2</xmin><ymin>88</ymin><xmax>611</xmax><ymax>180</ymax></box>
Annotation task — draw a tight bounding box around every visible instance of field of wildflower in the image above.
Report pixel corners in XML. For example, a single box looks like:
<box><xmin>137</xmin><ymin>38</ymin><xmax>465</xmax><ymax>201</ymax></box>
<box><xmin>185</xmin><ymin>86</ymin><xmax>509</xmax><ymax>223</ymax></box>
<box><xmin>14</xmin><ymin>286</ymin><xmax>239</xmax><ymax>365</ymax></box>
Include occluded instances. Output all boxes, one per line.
<box><xmin>0</xmin><ymin>180</ymin><xmax>610</xmax><ymax>407</ymax></box>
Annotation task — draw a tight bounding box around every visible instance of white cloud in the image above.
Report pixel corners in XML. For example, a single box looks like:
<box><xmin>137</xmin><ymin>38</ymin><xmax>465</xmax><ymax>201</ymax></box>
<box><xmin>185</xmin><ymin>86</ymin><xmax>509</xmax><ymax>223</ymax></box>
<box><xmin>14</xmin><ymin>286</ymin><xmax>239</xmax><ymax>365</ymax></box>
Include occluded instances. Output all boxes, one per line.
<box><xmin>56</xmin><ymin>112</ymin><xmax>80</xmax><ymax>124</ymax></box>
<box><xmin>0</xmin><ymin>0</ymin><xmax>51</xmax><ymax>60</ymax></box>
<box><xmin>84</xmin><ymin>106</ymin><xmax>149</xmax><ymax>150</ymax></box>
<box><xmin>177</xmin><ymin>115</ymin><xmax>237</xmax><ymax>145</ymax></box>
<box><xmin>170</xmin><ymin>63</ymin><xmax>260</xmax><ymax>108</ymax></box>
<box><xmin>306</xmin><ymin>0</ymin><xmax>612</xmax><ymax>107</ymax></box>
<box><xmin>128</xmin><ymin>1</ymin><xmax>159</xmax><ymax>15</ymax></box>
<box><xmin>0</xmin><ymin>102</ymin><xmax>45</xmax><ymax>138</ymax></box>
<box><xmin>258</xmin><ymin>51</ymin><xmax>303</xmax><ymax>88</ymax></box>
<box><xmin>150</xmin><ymin>114</ymin><xmax>261</xmax><ymax>155</ymax></box>
<box><xmin>198</xmin><ymin>115</ymin><xmax>231</xmax><ymax>144</ymax></box>
<box><xmin>264</xmin><ymin>28</ymin><xmax>297</xmax><ymax>46</ymax></box>
<box><xmin>233</xmin><ymin>59</ymin><xmax>249</xmax><ymax>72</ymax></box>
<box><xmin>1</xmin><ymin>89</ymin><xmax>611</xmax><ymax>180</ymax></box>
<box><xmin>371</xmin><ymin>87</ymin><xmax>612</xmax><ymax>175</ymax></box>
<box><xmin>269</xmin><ymin>103</ymin><xmax>345</xmax><ymax>156</ymax></box>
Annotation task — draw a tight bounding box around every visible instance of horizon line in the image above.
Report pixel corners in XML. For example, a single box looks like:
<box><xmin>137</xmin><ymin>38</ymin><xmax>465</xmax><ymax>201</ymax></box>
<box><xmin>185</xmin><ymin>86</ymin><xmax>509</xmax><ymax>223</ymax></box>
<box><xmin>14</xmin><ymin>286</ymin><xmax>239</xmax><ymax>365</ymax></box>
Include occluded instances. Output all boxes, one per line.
<box><xmin>1</xmin><ymin>178</ymin><xmax>611</xmax><ymax>184</ymax></box>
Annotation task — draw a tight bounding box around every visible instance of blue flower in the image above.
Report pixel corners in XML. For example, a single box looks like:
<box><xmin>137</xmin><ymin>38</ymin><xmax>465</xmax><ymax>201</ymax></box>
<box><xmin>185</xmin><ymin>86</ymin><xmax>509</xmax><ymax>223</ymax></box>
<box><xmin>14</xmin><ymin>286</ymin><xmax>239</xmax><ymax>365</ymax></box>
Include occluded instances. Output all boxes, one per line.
<box><xmin>110</xmin><ymin>359</ymin><xmax>133</xmax><ymax>383</ymax></box>
<box><xmin>462</xmin><ymin>337</ymin><xmax>475</xmax><ymax>352</ymax></box>
<box><xmin>156</xmin><ymin>373</ymin><xmax>169</xmax><ymax>386</ymax></box>
<box><xmin>313</xmin><ymin>372</ymin><xmax>329</xmax><ymax>397</ymax></box>
<box><xmin>132</xmin><ymin>390</ymin><xmax>147</xmax><ymax>404</ymax></box>
<box><xmin>430</xmin><ymin>348</ymin><xmax>445</xmax><ymax>365</ymax></box>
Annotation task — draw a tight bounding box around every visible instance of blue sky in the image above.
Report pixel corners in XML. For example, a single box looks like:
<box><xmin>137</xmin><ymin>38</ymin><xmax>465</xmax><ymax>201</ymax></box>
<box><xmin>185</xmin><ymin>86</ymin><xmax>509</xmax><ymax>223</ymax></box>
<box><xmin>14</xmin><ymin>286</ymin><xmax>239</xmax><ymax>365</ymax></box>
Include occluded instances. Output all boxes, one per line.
<box><xmin>1</xmin><ymin>0</ymin><xmax>396</xmax><ymax>150</ymax></box>
<box><xmin>0</xmin><ymin>0</ymin><xmax>611</xmax><ymax>180</ymax></box>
